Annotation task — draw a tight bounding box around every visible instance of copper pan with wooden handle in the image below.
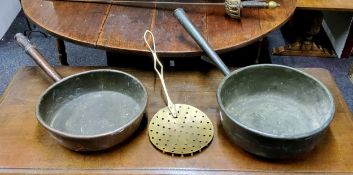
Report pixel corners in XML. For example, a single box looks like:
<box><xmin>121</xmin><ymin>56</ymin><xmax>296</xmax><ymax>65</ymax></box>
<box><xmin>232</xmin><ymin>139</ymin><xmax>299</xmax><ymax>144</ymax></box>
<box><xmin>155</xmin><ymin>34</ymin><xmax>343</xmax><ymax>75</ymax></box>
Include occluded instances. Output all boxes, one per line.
<box><xmin>15</xmin><ymin>33</ymin><xmax>148</xmax><ymax>151</ymax></box>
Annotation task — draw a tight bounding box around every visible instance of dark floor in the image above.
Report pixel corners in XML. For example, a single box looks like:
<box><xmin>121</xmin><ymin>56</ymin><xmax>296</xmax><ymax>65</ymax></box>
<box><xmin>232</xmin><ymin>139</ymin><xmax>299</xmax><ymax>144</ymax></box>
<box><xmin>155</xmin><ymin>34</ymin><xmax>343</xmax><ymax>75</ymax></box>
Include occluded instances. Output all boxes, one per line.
<box><xmin>1</xmin><ymin>11</ymin><xmax>353</xmax><ymax>112</ymax></box>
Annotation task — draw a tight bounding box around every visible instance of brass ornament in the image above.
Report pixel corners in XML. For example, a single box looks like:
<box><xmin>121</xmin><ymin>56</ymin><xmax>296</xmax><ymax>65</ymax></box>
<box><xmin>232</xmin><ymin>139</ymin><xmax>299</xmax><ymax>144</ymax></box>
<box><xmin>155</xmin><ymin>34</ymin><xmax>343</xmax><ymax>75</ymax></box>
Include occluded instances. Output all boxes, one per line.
<box><xmin>225</xmin><ymin>0</ymin><xmax>241</xmax><ymax>19</ymax></box>
<box><xmin>224</xmin><ymin>0</ymin><xmax>280</xmax><ymax>19</ymax></box>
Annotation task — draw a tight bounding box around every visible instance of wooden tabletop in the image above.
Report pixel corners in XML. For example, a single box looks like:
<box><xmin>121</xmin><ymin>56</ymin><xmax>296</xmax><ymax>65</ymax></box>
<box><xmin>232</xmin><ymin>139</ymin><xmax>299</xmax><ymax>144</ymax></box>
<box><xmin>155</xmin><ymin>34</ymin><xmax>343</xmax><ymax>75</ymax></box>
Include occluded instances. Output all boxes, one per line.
<box><xmin>21</xmin><ymin>0</ymin><xmax>296</xmax><ymax>57</ymax></box>
<box><xmin>297</xmin><ymin>0</ymin><xmax>353</xmax><ymax>11</ymax></box>
<box><xmin>0</xmin><ymin>67</ymin><xmax>352</xmax><ymax>174</ymax></box>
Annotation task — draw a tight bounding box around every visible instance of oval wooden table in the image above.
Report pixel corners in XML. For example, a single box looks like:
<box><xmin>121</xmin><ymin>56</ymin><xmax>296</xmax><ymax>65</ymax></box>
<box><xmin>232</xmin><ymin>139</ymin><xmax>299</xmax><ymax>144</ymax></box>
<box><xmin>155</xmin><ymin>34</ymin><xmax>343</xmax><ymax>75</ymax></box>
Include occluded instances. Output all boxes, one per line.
<box><xmin>22</xmin><ymin>0</ymin><xmax>296</xmax><ymax>61</ymax></box>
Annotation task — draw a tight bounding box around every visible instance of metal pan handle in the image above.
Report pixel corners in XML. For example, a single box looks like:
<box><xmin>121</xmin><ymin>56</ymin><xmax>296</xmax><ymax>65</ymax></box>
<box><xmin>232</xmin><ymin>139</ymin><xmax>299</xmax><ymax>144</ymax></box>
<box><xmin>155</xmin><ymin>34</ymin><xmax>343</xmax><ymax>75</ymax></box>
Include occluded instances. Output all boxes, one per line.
<box><xmin>174</xmin><ymin>8</ymin><xmax>230</xmax><ymax>76</ymax></box>
<box><xmin>15</xmin><ymin>33</ymin><xmax>62</xmax><ymax>82</ymax></box>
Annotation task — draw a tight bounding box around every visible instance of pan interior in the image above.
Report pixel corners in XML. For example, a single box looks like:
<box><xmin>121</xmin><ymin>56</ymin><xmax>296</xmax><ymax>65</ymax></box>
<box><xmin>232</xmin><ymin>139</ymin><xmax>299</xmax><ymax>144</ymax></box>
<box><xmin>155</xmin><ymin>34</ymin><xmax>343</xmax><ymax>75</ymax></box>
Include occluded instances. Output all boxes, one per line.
<box><xmin>220</xmin><ymin>66</ymin><xmax>333</xmax><ymax>137</ymax></box>
<box><xmin>38</xmin><ymin>71</ymin><xmax>146</xmax><ymax>136</ymax></box>
<box><xmin>50</xmin><ymin>91</ymin><xmax>139</xmax><ymax>135</ymax></box>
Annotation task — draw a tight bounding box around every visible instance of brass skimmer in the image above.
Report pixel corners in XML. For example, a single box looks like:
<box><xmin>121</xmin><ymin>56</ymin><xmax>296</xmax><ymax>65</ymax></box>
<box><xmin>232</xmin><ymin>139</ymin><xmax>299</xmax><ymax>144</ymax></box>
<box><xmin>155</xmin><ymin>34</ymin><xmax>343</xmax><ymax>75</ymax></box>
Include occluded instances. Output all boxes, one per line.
<box><xmin>144</xmin><ymin>30</ymin><xmax>214</xmax><ymax>156</ymax></box>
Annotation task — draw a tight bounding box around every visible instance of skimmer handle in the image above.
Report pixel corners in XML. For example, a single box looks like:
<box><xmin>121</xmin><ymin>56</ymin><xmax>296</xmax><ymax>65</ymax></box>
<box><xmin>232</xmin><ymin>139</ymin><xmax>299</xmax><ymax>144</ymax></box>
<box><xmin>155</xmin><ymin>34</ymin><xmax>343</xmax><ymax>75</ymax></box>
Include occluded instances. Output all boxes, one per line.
<box><xmin>144</xmin><ymin>30</ymin><xmax>178</xmax><ymax>117</ymax></box>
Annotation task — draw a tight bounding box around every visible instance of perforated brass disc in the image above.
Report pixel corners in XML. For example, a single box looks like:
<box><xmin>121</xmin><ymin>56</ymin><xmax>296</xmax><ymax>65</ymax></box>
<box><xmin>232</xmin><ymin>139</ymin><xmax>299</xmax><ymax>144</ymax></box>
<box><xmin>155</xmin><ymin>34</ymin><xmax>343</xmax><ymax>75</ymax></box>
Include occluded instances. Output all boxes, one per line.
<box><xmin>148</xmin><ymin>104</ymin><xmax>214</xmax><ymax>156</ymax></box>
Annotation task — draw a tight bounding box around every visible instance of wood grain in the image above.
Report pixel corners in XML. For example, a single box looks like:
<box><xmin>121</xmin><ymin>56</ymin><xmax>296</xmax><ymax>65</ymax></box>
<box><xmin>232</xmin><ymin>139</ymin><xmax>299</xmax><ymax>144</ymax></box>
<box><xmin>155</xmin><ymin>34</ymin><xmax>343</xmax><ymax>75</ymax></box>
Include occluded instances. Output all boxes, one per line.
<box><xmin>297</xmin><ymin>0</ymin><xmax>353</xmax><ymax>11</ymax></box>
<box><xmin>96</xmin><ymin>5</ymin><xmax>153</xmax><ymax>53</ymax></box>
<box><xmin>0</xmin><ymin>67</ymin><xmax>352</xmax><ymax>174</ymax></box>
<box><xmin>21</xmin><ymin>0</ymin><xmax>296</xmax><ymax>56</ymax></box>
<box><xmin>21</xmin><ymin>0</ymin><xmax>110</xmax><ymax>47</ymax></box>
<box><xmin>151</xmin><ymin>7</ymin><xmax>207</xmax><ymax>56</ymax></box>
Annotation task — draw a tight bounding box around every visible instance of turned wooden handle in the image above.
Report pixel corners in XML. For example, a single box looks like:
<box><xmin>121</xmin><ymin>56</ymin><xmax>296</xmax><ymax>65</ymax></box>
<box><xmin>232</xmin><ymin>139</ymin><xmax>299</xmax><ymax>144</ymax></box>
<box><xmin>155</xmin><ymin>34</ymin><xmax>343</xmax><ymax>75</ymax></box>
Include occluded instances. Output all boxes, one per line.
<box><xmin>15</xmin><ymin>33</ymin><xmax>62</xmax><ymax>82</ymax></box>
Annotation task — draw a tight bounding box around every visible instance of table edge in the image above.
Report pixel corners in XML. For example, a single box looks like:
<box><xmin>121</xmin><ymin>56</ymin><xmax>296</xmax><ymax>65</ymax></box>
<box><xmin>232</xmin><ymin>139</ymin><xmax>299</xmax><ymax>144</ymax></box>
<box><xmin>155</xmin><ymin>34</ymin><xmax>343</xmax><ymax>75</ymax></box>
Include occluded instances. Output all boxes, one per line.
<box><xmin>22</xmin><ymin>1</ymin><xmax>297</xmax><ymax>57</ymax></box>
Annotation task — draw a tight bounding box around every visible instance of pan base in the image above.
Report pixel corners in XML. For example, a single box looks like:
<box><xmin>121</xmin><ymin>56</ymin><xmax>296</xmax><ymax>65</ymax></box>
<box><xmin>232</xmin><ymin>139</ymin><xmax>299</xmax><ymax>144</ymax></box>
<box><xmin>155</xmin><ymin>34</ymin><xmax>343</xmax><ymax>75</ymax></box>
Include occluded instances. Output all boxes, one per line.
<box><xmin>225</xmin><ymin>93</ymin><xmax>321</xmax><ymax>137</ymax></box>
<box><xmin>50</xmin><ymin>91</ymin><xmax>140</xmax><ymax>136</ymax></box>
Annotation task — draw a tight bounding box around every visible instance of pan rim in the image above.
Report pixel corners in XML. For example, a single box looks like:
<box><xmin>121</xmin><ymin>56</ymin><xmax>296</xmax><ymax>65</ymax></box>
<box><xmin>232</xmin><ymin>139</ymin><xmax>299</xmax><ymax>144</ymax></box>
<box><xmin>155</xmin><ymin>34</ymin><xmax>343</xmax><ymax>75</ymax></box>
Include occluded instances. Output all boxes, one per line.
<box><xmin>217</xmin><ymin>64</ymin><xmax>335</xmax><ymax>139</ymax></box>
<box><xmin>35</xmin><ymin>69</ymin><xmax>148</xmax><ymax>139</ymax></box>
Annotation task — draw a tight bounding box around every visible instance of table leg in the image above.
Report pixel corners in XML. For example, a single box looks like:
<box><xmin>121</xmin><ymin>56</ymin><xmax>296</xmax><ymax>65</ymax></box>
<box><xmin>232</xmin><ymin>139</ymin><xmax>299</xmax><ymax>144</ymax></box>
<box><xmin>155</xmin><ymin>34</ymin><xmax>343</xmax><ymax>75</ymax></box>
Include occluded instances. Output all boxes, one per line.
<box><xmin>19</xmin><ymin>0</ymin><xmax>47</xmax><ymax>38</ymax></box>
<box><xmin>349</xmin><ymin>62</ymin><xmax>353</xmax><ymax>84</ymax></box>
<box><xmin>56</xmin><ymin>38</ymin><xmax>69</xmax><ymax>66</ymax></box>
<box><xmin>272</xmin><ymin>10</ymin><xmax>336</xmax><ymax>58</ymax></box>
<box><xmin>254</xmin><ymin>37</ymin><xmax>271</xmax><ymax>64</ymax></box>
<box><xmin>220</xmin><ymin>39</ymin><xmax>271</xmax><ymax>67</ymax></box>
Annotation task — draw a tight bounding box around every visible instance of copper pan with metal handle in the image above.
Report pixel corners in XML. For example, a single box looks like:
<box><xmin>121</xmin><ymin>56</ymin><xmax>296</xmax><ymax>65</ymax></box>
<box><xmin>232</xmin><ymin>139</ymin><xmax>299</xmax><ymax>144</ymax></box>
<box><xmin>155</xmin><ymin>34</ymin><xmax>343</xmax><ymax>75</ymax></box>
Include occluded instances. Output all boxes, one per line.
<box><xmin>174</xmin><ymin>8</ymin><xmax>335</xmax><ymax>159</ymax></box>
